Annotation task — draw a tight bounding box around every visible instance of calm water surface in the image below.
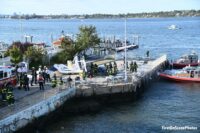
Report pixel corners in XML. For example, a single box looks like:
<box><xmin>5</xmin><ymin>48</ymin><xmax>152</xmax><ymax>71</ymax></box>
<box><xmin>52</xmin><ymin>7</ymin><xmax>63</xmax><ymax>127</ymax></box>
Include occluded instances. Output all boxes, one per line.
<box><xmin>0</xmin><ymin>17</ymin><xmax>200</xmax><ymax>132</ymax></box>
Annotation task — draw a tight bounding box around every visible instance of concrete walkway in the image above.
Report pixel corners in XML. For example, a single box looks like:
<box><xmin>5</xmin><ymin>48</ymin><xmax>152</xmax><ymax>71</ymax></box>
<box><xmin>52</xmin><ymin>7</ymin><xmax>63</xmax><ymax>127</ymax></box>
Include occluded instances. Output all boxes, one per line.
<box><xmin>0</xmin><ymin>82</ymin><xmax>70</xmax><ymax>120</ymax></box>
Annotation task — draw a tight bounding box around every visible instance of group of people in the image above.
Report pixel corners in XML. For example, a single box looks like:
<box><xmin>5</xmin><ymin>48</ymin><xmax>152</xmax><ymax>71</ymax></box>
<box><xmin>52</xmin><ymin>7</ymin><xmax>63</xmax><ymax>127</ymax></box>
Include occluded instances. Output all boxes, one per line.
<box><xmin>88</xmin><ymin>63</ymin><xmax>98</xmax><ymax>77</ymax></box>
<box><xmin>130</xmin><ymin>61</ymin><xmax>138</xmax><ymax>72</ymax></box>
<box><xmin>18</xmin><ymin>73</ymin><xmax>30</xmax><ymax>91</ymax></box>
<box><xmin>105</xmin><ymin>62</ymin><xmax>118</xmax><ymax>75</ymax></box>
<box><xmin>16</xmin><ymin>66</ymin><xmax>51</xmax><ymax>91</ymax></box>
<box><xmin>30</xmin><ymin>66</ymin><xmax>51</xmax><ymax>90</ymax></box>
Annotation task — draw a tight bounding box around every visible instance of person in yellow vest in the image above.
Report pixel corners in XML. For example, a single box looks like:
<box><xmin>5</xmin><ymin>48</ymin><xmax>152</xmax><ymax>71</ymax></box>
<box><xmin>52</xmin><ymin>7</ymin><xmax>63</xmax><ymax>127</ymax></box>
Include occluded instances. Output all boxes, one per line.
<box><xmin>6</xmin><ymin>91</ymin><xmax>15</xmax><ymax>105</ymax></box>
<box><xmin>1</xmin><ymin>86</ymin><xmax>7</xmax><ymax>102</ymax></box>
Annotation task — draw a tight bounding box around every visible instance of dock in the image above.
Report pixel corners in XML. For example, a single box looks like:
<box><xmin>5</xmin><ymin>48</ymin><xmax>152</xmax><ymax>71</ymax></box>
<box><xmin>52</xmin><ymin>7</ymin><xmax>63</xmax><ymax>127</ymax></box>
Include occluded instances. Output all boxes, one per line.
<box><xmin>0</xmin><ymin>55</ymin><xmax>167</xmax><ymax>133</ymax></box>
<box><xmin>76</xmin><ymin>55</ymin><xmax>167</xmax><ymax>97</ymax></box>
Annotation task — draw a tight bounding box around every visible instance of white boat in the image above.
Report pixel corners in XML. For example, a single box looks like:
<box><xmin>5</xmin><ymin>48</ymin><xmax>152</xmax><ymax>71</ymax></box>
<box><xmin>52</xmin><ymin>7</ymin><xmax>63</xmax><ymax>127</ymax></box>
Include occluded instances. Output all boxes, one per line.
<box><xmin>168</xmin><ymin>25</ymin><xmax>180</xmax><ymax>30</ymax></box>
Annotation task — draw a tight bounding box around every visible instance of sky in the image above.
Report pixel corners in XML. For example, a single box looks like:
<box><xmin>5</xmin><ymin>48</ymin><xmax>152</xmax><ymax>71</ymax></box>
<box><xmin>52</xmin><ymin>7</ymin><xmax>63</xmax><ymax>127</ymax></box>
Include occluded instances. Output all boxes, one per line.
<box><xmin>0</xmin><ymin>0</ymin><xmax>200</xmax><ymax>15</ymax></box>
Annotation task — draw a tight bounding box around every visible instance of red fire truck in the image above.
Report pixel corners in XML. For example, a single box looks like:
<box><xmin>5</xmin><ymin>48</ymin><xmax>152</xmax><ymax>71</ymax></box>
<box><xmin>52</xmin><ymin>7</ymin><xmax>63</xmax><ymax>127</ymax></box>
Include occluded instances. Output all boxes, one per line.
<box><xmin>0</xmin><ymin>66</ymin><xmax>17</xmax><ymax>90</ymax></box>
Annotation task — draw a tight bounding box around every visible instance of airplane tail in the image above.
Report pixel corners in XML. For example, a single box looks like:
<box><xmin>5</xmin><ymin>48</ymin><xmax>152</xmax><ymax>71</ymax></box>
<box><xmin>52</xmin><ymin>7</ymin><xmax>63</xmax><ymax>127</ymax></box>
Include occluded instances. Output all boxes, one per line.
<box><xmin>72</xmin><ymin>55</ymin><xmax>87</xmax><ymax>72</ymax></box>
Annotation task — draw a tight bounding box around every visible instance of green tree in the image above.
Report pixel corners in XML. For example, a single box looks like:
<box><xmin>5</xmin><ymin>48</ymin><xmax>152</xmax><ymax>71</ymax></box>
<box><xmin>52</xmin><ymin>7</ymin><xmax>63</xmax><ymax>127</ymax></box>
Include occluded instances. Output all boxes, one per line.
<box><xmin>9</xmin><ymin>45</ymin><xmax>23</xmax><ymax>65</ymax></box>
<box><xmin>76</xmin><ymin>25</ymin><xmax>100</xmax><ymax>53</ymax></box>
<box><xmin>51</xmin><ymin>25</ymin><xmax>100</xmax><ymax>64</ymax></box>
<box><xmin>25</xmin><ymin>46</ymin><xmax>44</xmax><ymax>68</ymax></box>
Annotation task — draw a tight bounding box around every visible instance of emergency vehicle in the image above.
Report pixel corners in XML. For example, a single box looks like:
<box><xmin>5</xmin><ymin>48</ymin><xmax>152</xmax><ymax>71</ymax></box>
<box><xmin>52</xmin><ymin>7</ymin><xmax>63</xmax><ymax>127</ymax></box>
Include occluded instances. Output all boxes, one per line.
<box><xmin>0</xmin><ymin>66</ymin><xmax>17</xmax><ymax>90</ymax></box>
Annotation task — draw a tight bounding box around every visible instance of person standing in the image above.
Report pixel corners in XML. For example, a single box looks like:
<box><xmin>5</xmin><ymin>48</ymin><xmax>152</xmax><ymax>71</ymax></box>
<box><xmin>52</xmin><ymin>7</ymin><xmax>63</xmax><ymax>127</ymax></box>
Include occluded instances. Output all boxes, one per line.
<box><xmin>130</xmin><ymin>61</ymin><xmax>134</xmax><ymax>72</ymax></box>
<box><xmin>109</xmin><ymin>62</ymin><xmax>113</xmax><ymax>74</ymax></box>
<box><xmin>24</xmin><ymin>74</ymin><xmax>30</xmax><ymax>91</ymax></box>
<box><xmin>34</xmin><ymin>68</ymin><xmax>37</xmax><ymax>84</ymax></box>
<box><xmin>1</xmin><ymin>85</ymin><xmax>7</xmax><ymax>102</ymax></box>
<box><xmin>134</xmin><ymin>62</ymin><xmax>138</xmax><ymax>72</ymax></box>
<box><xmin>38</xmin><ymin>74</ymin><xmax>44</xmax><ymax>90</ymax></box>
<box><xmin>19</xmin><ymin>73</ymin><xmax>24</xmax><ymax>90</ymax></box>
<box><xmin>31</xmin><ymin>67</ymin><xmax>35</xmax><ymax>86</ymax></box>
<box><xmin>59</xmin><ymin>76</ymin><xmax>63</xmax><ymax>85</ymax></box>
<box><xmin>146</xmin><ymin>50</ymin><xmax>150</xmax><ymax>57</ymax></box>
<box><xmin>6</xmin><ymin>91</ymin><xmax>15</xmax><ymax>105</ymax></box>
<box><xmin>53</xmin><ymin>73</ymin><xmax>57</xmax><ymax>81</ymax></box>
<box><xmin>46</xmin><ymin>71</ymin><xmax>51</xmax><ymax>82</ymax></box>
<box><xmin>42</xmin><ymin>69</ymin><xmax>46</xmax><ymax>84</ymax></box>
<box><xmin>67</xmin><ymin>76</ymin><xmax>72</xmax><ymax>88</ymax></box>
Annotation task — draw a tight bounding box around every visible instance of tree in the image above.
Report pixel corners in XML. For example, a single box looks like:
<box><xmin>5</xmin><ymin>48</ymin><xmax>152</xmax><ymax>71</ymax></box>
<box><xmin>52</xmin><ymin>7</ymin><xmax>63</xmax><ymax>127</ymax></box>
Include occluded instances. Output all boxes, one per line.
<box><xmin>8</xmin><ymin>41</ymin><xmax>33</xmax><ymax>54</ymax></box>
<box><xmin>9</xmin><ymin>45</ymin><xmax>23</xmax><ymax>65</ymax></box>
<box><xmin>51</xmin><ymin>25</ymin><xmax>100</xmax><ymax>64</ymax></box>
<box><xmin>76</xmin><ymin>25</ymin><xmax>100</xmax><ymax>53</ymax></box>
<box><xmin>25</xmin><ymin>46</ymin><xmax>45</xmax><ymax>68</ymax></box>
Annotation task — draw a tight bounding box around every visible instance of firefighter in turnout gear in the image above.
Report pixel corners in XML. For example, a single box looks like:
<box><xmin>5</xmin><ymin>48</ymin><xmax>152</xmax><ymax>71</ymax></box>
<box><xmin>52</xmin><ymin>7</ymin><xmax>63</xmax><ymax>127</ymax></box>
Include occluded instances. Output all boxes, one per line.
<box><xmin>6</xmin><ymin>91</ymin><xmax>15</xmax><ymax>105</ymax></box>
<box><xmin>1</xmin><ymin>86</ymin><xmax>7</xmax><ymax>101</ymax></box>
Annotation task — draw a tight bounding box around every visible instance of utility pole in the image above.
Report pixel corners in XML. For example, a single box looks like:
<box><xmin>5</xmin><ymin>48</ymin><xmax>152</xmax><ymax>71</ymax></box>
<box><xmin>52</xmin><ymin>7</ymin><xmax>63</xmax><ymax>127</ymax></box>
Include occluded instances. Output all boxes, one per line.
<box><xmin>124</xmin><ymin>17</ymin><xmax>127</xmax><ymax>81</ymax></box>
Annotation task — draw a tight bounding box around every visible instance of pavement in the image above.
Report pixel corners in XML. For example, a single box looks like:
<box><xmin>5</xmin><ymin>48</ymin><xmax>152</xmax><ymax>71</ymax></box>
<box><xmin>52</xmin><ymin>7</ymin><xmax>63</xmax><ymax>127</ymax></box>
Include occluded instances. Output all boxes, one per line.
<box><xmin>0</xmin><ymin>81</ymin><xmax>72</xmax><ymax>120</ymax></box>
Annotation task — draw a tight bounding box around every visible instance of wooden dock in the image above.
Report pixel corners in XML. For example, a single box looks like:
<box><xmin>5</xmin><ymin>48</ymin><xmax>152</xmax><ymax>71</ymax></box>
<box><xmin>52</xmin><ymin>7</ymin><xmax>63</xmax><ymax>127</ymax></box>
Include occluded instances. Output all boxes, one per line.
<box><xmin>0</xmin><ymin>55</ymin><xmax>167</xmax><ymax>133</ymax></box>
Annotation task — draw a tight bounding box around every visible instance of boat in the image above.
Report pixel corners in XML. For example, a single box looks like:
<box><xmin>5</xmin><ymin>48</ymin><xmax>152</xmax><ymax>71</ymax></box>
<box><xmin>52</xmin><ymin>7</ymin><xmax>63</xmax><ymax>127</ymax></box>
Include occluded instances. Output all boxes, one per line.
<box><xmin>171</xmin><ymin>52</ymin><xmax>199</xmax><ymax>69</ymax></box>
<box><xmin>168</xmin><ymin>24</ymin><xmax>180</xmax><ymax>30</ymax></box>
<box><xmin>158</xmin><ymin>66</ymin><xmax>200</xmax><ymax>82</ymax></box>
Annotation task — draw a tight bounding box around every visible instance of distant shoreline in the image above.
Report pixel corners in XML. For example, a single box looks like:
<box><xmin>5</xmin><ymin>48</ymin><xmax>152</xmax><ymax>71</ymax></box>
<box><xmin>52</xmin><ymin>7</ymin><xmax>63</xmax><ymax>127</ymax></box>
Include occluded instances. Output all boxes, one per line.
<box><xmin>0</xmin><ymin>10</ymin><xmax>200</xmax><ymax>19</ymax></box>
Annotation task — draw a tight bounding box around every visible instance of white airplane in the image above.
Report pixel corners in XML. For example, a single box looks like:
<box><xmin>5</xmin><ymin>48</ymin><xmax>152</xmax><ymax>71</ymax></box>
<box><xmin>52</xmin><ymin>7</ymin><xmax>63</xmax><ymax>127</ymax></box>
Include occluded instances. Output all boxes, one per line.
<box><xmin>52</xmin><ymin>55</ymin><xmax>87</xmax><ymax>74</ymax></box>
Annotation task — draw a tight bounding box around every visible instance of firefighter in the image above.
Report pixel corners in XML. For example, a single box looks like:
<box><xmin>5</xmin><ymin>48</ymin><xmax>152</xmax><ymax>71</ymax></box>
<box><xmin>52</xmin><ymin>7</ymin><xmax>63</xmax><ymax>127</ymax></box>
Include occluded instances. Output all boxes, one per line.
<box><xmin>67</xmin><ymin>76</ymin><xmax>72</xmax><ymax>88</ymax></box>
<box><xmin>109</xmin><ymin>62</ymin><xmax>113</xmax><ymax>74</ymax></box>
<box><xmin>133</xmin><ymin>61</ymin><xmax>138</xmax><ymax>72</ymax></box>
<box><xmin>51</xmin><ymin>80</ymin><xmax>57</xmax><ymax>88</ymax></box>
<box><xmin>130</xmin><ymin>61</ymin><xmax>134</xmax><ymax>72</ymax></box>
<box><xmin>94</xmin><ymin>64</ymin><xmax>98</xmax><ymax>76</ymax></box>
<box><xmin>82</xmin><ymin>70</ymin><xmax>86</xmax><ymax>80</ymax></box>
<box><xmin>1</xmin><ymin>85</ymin><xmax>7</xmax><ymax>101</ymax></box>
<box><xmin>6</xmin><ymin>91</ymin><xmax>15</xmax><ymax>105</ymax></box>
<box><xmin>19</xmin><ymin>73</ymin><xmax>24</xmax><ymax>90</ymax></box>
<box><xmin>113</xmin><ymin>65</ymin><xmax>118</xmax><ymax>75</ymax></box>
<box><xmin>24</xmin><ymin>74</ymin><xmax>30</xmax><ymax>91</ymax></box>
<box><xmin>51</xmin><ymin>73</ymin><xmax>57</xmax><ymax>88</ymax></box>
<box><xmin>53</xmin><ymin>73</ymin><xmax>57</xmax><ymax>81</ymax></box>
<box><xmin>59</xmin><ymin>76</ymin><xmax>63</xmax><ymax>85</ymax></box>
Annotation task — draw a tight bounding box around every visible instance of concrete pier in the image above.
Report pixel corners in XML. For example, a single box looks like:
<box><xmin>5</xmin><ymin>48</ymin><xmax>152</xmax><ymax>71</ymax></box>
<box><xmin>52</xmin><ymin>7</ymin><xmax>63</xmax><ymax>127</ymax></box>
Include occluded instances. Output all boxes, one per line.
<box><xmin>0</xmin><ymin>55</ymin><xmax>167</xmax><ymax>133</ymax></box>
<box><xmin>76</xmin><ymin>55</ymin><xmax>167</xmax><ymax>97</ymax></box>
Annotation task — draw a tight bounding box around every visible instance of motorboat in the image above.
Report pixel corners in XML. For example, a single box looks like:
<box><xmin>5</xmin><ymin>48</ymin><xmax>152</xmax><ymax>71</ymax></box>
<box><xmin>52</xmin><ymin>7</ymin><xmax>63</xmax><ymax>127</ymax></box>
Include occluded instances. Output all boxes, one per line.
<box><xmin>158</xmin><ymin>66</ymin><xmax>200</xmax><ymax>82</ymax></box>
<box><xmin>168</xmin><ymin>25</ymin><xmax>180</xmax><ymax>30</ymax></box>
<box><xmin>171</xmin><ymin>52</ymin><xmax>199</xmax><ymax>69</ymax></box>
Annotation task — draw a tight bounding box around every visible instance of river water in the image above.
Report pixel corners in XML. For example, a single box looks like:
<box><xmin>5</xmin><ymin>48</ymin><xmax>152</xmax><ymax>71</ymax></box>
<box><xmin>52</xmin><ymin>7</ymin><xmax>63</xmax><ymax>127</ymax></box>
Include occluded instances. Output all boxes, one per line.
<box><xmin>1</xmin><ymin>17</ymin><xmax>200</xmax><ymax>132</ymax></box>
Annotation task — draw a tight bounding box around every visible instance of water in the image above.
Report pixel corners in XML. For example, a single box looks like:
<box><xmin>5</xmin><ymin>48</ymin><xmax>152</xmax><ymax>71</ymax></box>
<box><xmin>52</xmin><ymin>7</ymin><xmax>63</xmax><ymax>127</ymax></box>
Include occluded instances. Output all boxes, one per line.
<box><xmin>1</xmin><ymin>17</ymin><xmax>200</xmax><ymax>59</ymax></box>
<box><xmin>1</xmin><ymin>17</ymin><xmax>200</xmax><ymax>132</ymax></box>
<box><xmin>47</xmin><ymin>81</ymin><xmax>200</xmax><ymax>133</ymax></box>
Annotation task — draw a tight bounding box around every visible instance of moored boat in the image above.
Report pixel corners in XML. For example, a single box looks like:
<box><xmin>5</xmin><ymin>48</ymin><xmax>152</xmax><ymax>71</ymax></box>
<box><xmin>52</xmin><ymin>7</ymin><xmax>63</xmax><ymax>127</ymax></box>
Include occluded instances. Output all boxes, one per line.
<box><xmin>159</xmin><ymin>66</ymin><xmax>200</xmax><ymax>82</ymax></box>
<box><xmin>171</xmin><ymin>52</ymin><xmax>199</xmax><ymax>69</ymax></box>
